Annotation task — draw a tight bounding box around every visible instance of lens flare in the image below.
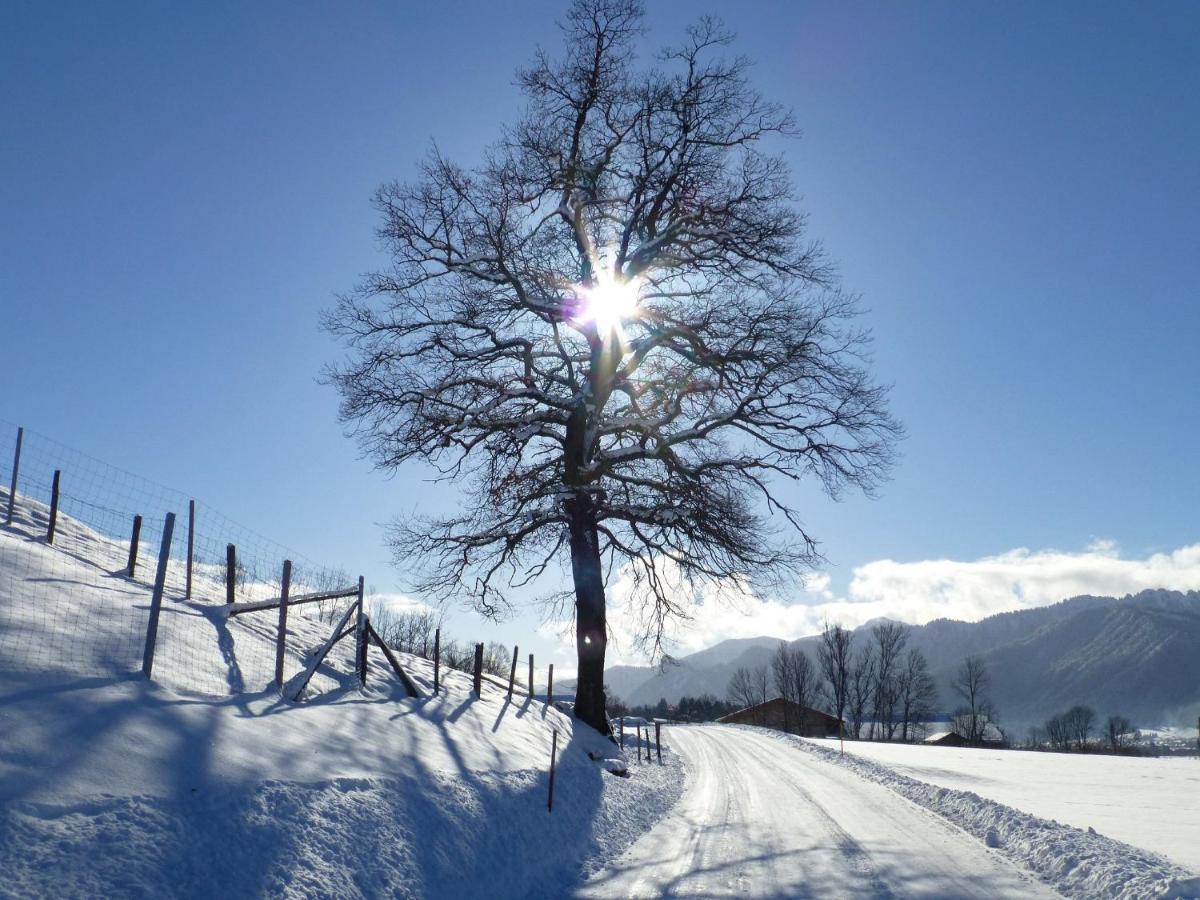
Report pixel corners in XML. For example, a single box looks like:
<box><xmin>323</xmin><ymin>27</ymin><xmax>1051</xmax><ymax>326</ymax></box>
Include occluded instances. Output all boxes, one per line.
<box><xmin>577</xmin><ymin>271</ymin><xmax>640</xmax><ymax>338</ymax></box>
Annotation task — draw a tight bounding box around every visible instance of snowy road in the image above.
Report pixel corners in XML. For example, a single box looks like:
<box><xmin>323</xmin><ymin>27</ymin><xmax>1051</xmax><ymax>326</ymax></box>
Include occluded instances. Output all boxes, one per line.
<box><xmin>579</xmin><ymin>725</ymin><xmax>1058</xmax><ymax>899</ymax></box>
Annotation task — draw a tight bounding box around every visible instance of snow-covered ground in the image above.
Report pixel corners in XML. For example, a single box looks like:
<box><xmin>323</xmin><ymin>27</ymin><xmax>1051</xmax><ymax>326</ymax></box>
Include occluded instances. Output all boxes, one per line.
<box><xmin>0</xmin><ymin>500</ymin><xmax>683</xmax><ymax>898</ymax></box>
<box><xmin>823</xmin><ymin>738</ymin><xmax>1200</xmax><ymax>872</ymax></box>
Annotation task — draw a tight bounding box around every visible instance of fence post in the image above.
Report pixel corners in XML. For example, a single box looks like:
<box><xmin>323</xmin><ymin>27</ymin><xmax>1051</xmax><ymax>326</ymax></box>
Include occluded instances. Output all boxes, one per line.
<box><xmin>472</xmin><ymin>642</ymin><xmax>483</xmax><ymax>697</ymax></box>
<box><xmin>225</xmin><ymin>543</ymin><xmax>236</xmax><ymax>604</ymax></box>
<box><xmin>141</xmin><ymin>512</ymin><xmax>176</xmax><ymax>679</ymax></box>
<box><xmin>645</xmin><ymin>727</ymin><xmax>652</xmax><ymax>763</ymax></box>
<box><xmin>620</xmin><ymin>717</ymin><xmax>624</xmax><ymax>749</ymax></box>
<box><xmin>433</xmin><ymin>627</ymin><xmax>440</xmax><ymax>694</ymax></box>
<box><xmin>547</xmin><ymin>729</ymin><xmax>558</xmax><ymax>813</ymax></box>
<box><xmin>528</xmin><ymin>653</ymin><xmax>534</xmax><ymax>698</ymax></box>
<box><xmin>355</xmin><ymin>575</ymin><xmax>366</xmax><ymax>687</ymax></box>
<box><xmin>126</xmin><ymin>514</ymin><xmax>142</xmax><ymax>577</ymax></box>
<box><xmin>508</xmin><ymin>645</ymin><xmax>518</xmax><ymax>700</ymax></box>
<box><xmin>185</xmin><ymin>500</ymin><xmax>195</xmax><ymax>599</ymax></box>
<box><xmin>656</xmin><ymin>722</ymin><xmax>663</xmax><ymax>764</ymax></box>
<box><xmin>359</xmin><ymin>614</ymin><xmax>370</xmax><ymax>685</ymax></box>
<box><xmin>636</xmin><ymin>726</ymin><xmax>642</xmax><ymax>764</ymax></box>
<box><xmin>547</xmin><ymin>663</ymin><xmax>554</xmax><ymax>703</ymax></box>
<box><xmin>46</xmin><ymin>469</ymin><xmax>61</xmax><ymax>544</ymax></box>
<box><xmin>274</xmin><ymin>559</ymin><xmax>292</xmax><ymax>687</ymax></box>
<box><xmin>4</xmin><ymin>426</ymin><xmax>21</xmax><ymax>526</ymax></box>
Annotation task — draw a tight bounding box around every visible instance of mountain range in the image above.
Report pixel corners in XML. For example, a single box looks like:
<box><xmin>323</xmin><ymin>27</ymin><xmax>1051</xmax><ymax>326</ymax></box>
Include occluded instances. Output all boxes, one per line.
<box><xmin>570</xmin><ymin>589</ymin><xmax>1200</xmax><ymax>732</ymax></box>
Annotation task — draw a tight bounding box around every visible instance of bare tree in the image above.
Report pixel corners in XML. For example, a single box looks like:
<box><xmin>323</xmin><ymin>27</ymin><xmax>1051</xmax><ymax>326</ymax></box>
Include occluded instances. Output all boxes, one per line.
<box><xmin>818</xmin><ymin>622</ymin><xmax>853</xmax><ymax>727</ymax></box>
<box><xmin>483</xmin><ymin>641</ymin><xmax>511</xmax><ymax>677</ymax></box>
<box><xmin>772</xmin><ymin>642</ymin><xmax>819</xmax><ymax>733</ymax></box>
<box><xmin>792</xmin><ymin>647</ymin><xmax>818</xmax><ymax>713</ymax></box>
<box><xmin>869</xmin><ymin>621</ymin><xmax>908</xmax><ymax>740</ymax></box>
<box><xmin>772</xmin><ymin>641</ymin><xmax>796</xmax><ymax>731</ymax></box>
<box><xmin>952</xmin><ymin>655</ymin><xmax>991</xmax><ymax>743</ymax></box>
<box><xmin>322</xmin><ymin>0</ymin><xmax>900</xmax><ymax>734</ymax></box>
<box><xmin>727</xmin><ymin>664</ymin><xmax>769</xmax><ymax>719</ymax></box>
<box><xmin>1105</xmin><ymin>714</ymin><xmax>1135</xmax><ymax>753</ymax></box>
<box><xmin>1063</xmin><ymin>705</ymin><xmax>1095</xmax><ymax>752</ymax></box>
<box><xmin>1044</xmin><ymin>711</ymin><xmax>1072</xmax><ymax>752</ymax></box>
<box><xmin>895</xmin><ymin>647</ymin><xmax>937</xmax><ymax>742</ymax></box>
<box><xmin>847</xmin><ymin>646</ymin><xmax>875</xmax><ymax>740</ymax></box>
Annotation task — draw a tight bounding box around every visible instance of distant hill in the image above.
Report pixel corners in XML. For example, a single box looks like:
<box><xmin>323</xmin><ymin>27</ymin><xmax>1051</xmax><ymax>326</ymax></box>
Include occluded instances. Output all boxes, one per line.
<box><xmin>578</xmin><ymin>590</ymin><xmax>1200</xmax><ymax>732</ymax></box>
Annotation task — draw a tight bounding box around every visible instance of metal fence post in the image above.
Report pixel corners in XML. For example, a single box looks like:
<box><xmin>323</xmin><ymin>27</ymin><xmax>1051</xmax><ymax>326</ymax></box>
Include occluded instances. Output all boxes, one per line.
<box><xmin>5</xmin><ymin>426</ymin><xmax>22</xmax><ymax>526</ymax></box>
<box><xmin>141</xmin><ymin>512</ymin><xmax>176</xmax><ymax>679</ymax></box>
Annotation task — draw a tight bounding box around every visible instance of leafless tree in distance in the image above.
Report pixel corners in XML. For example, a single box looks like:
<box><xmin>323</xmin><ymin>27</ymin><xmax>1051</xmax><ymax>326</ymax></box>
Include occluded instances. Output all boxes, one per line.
<box><xmin>818</xmin><ymin>622</ymin><xmax>853</xmax><ymax>727</ymax></box>
<box><xmin>323</xmin><ymin>0</ymin><xmax>900</xmax><ymax>734</ymax></box>
<box><xmin>952</xmin><ymin>655</ymin><xmax>992</xmax><ymax>743</ymax></box>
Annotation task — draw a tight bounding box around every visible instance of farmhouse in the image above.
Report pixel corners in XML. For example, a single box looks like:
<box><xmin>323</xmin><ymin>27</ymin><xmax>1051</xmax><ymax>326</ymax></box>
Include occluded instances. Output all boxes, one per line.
<box><xmin>924</xmin><ymin>721</ymin><xmax>1006</xmax><ymax>747</ymax></box>
<box><xmin>717</xmin><ymin>697</ymin><xmax>844</xmax><ymax>737</ymax></box>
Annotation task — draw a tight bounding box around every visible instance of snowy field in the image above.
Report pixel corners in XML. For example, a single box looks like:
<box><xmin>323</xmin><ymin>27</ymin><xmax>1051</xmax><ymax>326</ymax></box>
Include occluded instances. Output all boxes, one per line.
<box><xmin>821</xmin><ymin>738</ymin><xmax>1200</xmax><ymax>872</ymax></box>
<box><xmin>0</xmin><ymin>502</ymin><xmax>682</xmax><ymax>898</ymax></box>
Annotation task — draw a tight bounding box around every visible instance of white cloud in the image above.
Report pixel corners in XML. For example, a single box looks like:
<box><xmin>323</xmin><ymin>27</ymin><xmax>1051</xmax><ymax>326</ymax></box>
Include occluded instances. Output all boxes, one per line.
<box><xmin>551</xmin><ymin>540</ymin><xmax>1200</xmax><ymax>666</ymax></box>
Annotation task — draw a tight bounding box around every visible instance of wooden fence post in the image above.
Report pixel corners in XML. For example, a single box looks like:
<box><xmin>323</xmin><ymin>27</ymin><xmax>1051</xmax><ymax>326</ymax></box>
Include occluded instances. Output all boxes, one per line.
<box><xmin>355</xmin><ymin>576</ymin><xmax>366</xmax><ymax>687</ymax></box>
<box><xmin>141</xmin><ymin>512</ymin><xmax>176</xmax><ymax>679</ymax></box>
<box><xmin>46</xmin><ymin>469</ymin><xmax>61</xmax><ymax>544</ymax></box>
<box><xmin>655</xmin><ymin>722</ymin><xmax>662</xmax><ymax>764</ymax></box>
<box><xmin>472</xmin><ymin>642</ymin><xmax>483</xmax><ymax>697</ymax></box>
<box><xmin>547</xmin><ymin>730</ymin><xmax>558</xmax><ymax>813</ymax></box>
<box><xmin>636</xmin><ymin>726</ymin><xmax>642</xmax><ymax>764</ymax></box>
<box><xmin>225</xmin><ymin>543</ymin><xmax>236</xmax><ymax>604</ymax></box>
<box><xmin>433</xmin><ymin>627</ymin><xmax>440</xmax><ymax>694</ymax></box>
<box><xmin>620</xmin><ymin>717</ymin><xmax>624</xmax><ymax>749</ymax></box>
<box><xmin>508</xmin><ymin>645</ymin><xmax>518</xmax><ymax>700</ymax></box>
<box><xmin>646</xmin><ymin>728</ymin><xmax>652</xmax><ymax>763</ymax></box>
<box><xmin>274</xmin><ymin>559</ymin><xmax>292</xmax><ymax>687</ymax></box>
<box><xmin>126</xmin><ymin>514</ymin><xmax>143</xmax><ymax>577</ymax></box>
<box><xmin>528</xmin><ymin>653</ymin><xmax>534</xmax><ymax>698</ymax></box>
<box><xmin>185</xmin><ymin>500</ymin><xmax>195</xmax><ymax>599</ymax></box>
<box><xmin>359</xmin><ymin>614</ymin><xmax>370</xmax><ymax>685</ymax></box>
<box><xmin>4</xmin><ymin>426</ymin><xmax>21</xmax><ymax>526</ymax></box>
<box><xmin>547</xmin><ymin>663</ymin><xmax>554</xmax><ymax>703</ymax></box>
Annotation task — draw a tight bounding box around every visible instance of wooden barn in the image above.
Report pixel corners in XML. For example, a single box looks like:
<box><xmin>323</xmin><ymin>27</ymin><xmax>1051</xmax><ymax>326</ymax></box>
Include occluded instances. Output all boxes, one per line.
<box><xmin>923</xmin><ymin>721</ymin><xmax>1006</xmax><ymax>747</ymax></box>
<box><xmin>716</xmin><ymin>697</ymin><xmax>844</xmax><ymax>738</ymax></box>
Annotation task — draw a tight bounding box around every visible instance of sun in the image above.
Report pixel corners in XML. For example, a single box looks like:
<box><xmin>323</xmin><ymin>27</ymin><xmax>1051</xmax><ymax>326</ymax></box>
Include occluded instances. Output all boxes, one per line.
<box><xmin>578</xmin><ymin>270</ymin><xmax>640</xmax><ymax>338</ymax></box>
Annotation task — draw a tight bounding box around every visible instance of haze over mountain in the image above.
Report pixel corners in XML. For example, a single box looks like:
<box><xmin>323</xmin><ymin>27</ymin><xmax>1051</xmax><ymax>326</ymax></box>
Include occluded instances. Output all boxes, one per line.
<box><xmin>579</xmin><ymin>590</ymin><xmax>1200</xmax><ymax>732</ymax></box>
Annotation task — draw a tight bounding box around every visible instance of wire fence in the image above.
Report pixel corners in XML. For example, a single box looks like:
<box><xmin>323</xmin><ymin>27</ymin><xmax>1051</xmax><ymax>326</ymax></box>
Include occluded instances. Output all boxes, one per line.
<box><xmin>0</xmin><ymin>419</ymin><xmax>362</xmax><ymax>697</ymax></box>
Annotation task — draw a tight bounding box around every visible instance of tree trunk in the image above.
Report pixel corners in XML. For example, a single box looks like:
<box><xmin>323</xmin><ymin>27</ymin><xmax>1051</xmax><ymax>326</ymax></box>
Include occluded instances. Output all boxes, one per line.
<box><xmin>567</xmin><ymin>491</ymin><xmax>611</xmax><ymax>737</ymax></box>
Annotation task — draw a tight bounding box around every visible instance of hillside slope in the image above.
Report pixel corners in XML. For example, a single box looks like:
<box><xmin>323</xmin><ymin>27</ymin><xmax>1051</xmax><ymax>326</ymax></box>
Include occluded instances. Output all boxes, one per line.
<box><xmin>0</xmin><ymin>500</ymin><xmax>682</xmax><ymax>898</ymax></box>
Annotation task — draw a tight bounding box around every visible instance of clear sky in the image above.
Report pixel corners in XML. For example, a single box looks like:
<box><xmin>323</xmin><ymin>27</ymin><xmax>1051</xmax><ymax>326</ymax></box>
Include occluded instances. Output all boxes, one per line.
<box><xmin>3</xmin><ymin>1</ymin><xmax>1199</xmax><ymax>674</ymax></box>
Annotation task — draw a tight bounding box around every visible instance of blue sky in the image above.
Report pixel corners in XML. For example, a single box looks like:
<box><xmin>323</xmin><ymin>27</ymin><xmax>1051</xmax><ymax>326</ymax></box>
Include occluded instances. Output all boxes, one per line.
<box><xmin>3</xmin><ymin>2</ymin><xmax>1199</xmax><ymax>671</ymax></box>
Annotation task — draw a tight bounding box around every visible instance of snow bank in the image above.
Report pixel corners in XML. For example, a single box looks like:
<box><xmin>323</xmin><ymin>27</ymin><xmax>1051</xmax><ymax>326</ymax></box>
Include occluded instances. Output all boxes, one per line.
<box><xmin>0</xmin><ymin>504</ymin><xmax>684</xmax><ymax>898</ymax></box>
<box><xmin>826</xmin><ymin>737</ymin><xmax>1200</xmax><ymax>871</ymax></box>
<box><xmin>749</xmin><ymin>728</ymin><xmax>1200</xmax><ymax>900</ymax></box>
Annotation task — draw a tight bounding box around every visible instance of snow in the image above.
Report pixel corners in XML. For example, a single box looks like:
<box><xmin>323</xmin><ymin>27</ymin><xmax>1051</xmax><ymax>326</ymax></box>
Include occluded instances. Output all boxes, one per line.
<box><xmin>775</xmin><ymin>732</ymin><xmax>1200</xmax><ymax>899</ymax></box>
<box><xmin>582</xmin><ymin>724</ymin><xmax>1059</xmax><ymax>898</ymax></box>
<box><xmin>824</xmin><ymin>738</ymin><xmax>1200</xmax><ymax>872</ymax></box>
<box><xmin>0</xmin><ymin>498</ymin><xmax>683</xmax><ymax>898</ymax></box>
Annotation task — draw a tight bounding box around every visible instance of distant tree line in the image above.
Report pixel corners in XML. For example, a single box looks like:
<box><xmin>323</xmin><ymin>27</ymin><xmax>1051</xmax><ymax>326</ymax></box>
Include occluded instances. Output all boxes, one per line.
<box><xmin>606</xmin><ymin>693</ymin><xmax>738</xmax><ymax>723</ymax></box>
<box><xmin>723</xmin><ymin>622</ymin><xmax>1010</xmax><ymax>745</ymax></box>
<box><xmin>1026</xmin><ymin>706</ymin><xmax>1143</xmax><ymax>755</ymax></box>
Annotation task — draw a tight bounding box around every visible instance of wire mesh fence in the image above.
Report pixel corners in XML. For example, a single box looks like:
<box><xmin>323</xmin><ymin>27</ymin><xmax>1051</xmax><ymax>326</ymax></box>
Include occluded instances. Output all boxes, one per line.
<box><xmin>0</xmin><ymin>419</ymin><xmax>362</xmax><ymax>697</ymax></box>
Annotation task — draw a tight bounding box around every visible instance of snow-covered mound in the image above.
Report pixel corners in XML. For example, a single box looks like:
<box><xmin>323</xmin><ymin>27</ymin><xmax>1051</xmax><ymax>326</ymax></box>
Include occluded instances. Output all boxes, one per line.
<box><xmin>0</xmin><ymin>500</ymin><xmax>683</xmax><ymax>898</ymax></box>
